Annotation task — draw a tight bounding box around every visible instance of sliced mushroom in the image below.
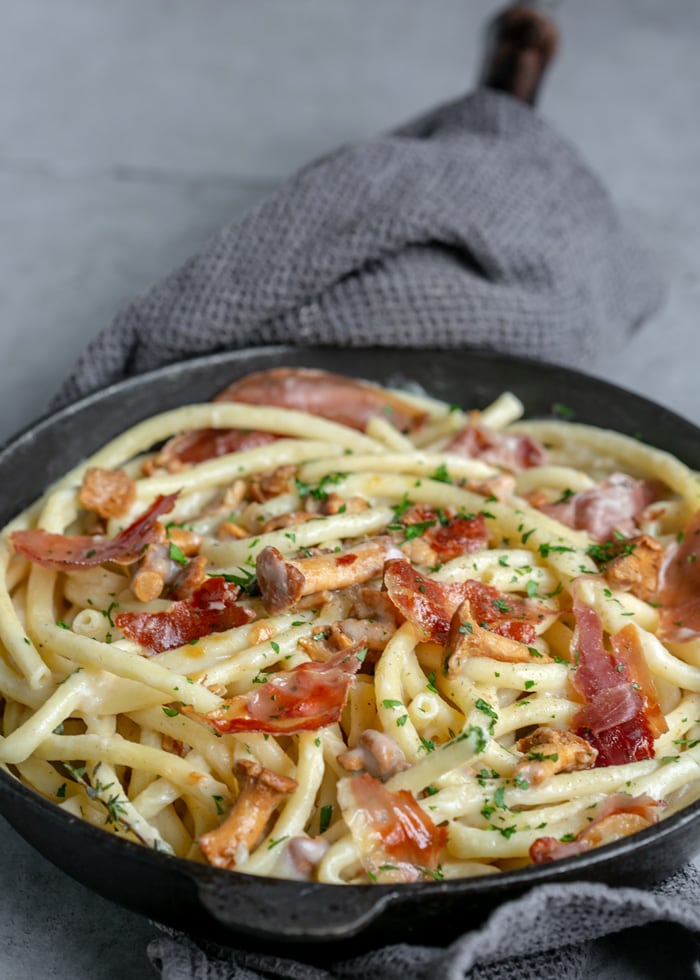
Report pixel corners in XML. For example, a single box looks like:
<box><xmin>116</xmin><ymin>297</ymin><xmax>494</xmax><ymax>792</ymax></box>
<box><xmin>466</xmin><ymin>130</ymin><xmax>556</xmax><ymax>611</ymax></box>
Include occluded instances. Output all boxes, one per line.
<box><xmin>248</xmin><ymin>465</ymin><xmax>297</xmax><ymax>504</ymax></box>
<box><xmin>466</xmin><ymin>473</ymin><xmax>516</xmax><ymax>501</ymax></box>
<box><xmin>131</xmin><ymin>525</ymin><xmax>203</xmax><ymax>602</ymax></box>
<box><xmin>337</xmin><ymin>729</ymin><xmax>410</xmax><ymax>781</ymax></box>
<box><xmin>217</xmin><ymin>520</ymin><xmax>250</xmax><ymax>540</ymax></box>
<box><xmin>321</xmin><ymin>494</ymin><xmax>369</xmax><ymax>517</ymax></box>
<box><xmin>514</xmin><ymin>726</ymin><xmax>597</xmax><ymax>786</ymax></box>
<box><xmin>199</xmin><ymin>759</ymin><xmax>298</xmax><ymax>870</ymax></box>
<box><xmin>256</xmin><ymin>537</ymin><xmax>401</xmax><ymax>615</ymax></box>
<box><xmin>260</xmin><ymin>511</ymin><xmax>318</xmax><ymax>533</ymax></box>
<box><xmin>271</xmin><ymin>835</ymin><xmax>330</xmax><ymax>881</ymax></box>
<box><xmin>171</xmin><ymin>554</ymin><xmax>209</xmax><ymax>600</ymax></box>
<box><xmin>331</xmin><ymin>587</ymin><xmax>399</xmax><ymax>654</ymax></box>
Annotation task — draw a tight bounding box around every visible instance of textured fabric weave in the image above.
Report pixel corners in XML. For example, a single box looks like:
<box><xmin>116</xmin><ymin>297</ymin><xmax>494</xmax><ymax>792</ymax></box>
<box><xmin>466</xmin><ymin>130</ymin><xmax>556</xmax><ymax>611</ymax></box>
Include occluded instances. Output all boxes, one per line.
<box><xmin>147</xmin><ymin>866</ymin><xmax>700</xmax><ymax>980</ymax></box>
<box><xmin>56</xmin><ymin>87</ymin><xmax>662</xmax><ymax>407</ymax></box>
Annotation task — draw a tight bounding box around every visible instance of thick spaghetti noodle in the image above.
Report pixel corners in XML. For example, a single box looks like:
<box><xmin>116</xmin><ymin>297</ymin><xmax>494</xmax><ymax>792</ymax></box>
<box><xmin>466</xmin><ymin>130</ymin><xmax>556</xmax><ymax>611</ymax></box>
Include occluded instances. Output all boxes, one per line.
<box><xmin>2</xmin><ymin>368</ymin><xmax>700</xmax><ymax>884</ymax></box>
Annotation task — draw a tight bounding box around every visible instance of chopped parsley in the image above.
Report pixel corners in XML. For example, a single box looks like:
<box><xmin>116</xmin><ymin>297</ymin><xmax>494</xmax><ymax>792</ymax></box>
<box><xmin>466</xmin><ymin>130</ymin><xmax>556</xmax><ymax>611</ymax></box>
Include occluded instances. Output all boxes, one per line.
<box><xmin>430</xmin><ymin>464</ymin><xmax>452</xmax><ymax>484</ymax></box>
<box><xmin>527</xmin><ymin>750</ymin><xmax>558</xmax><ymax>762</ymax></box>
<box><xmin>537</xmin><ymin>542</ymin><xmax>575</xmax><ymax>559</ymax></box>
<box><xmin>475</xmin><ymin>698</ymin><xmax>498</xmax><ymax>723</ymax></box>
<box><xmin>210</xmin><ymin>567</ymin><xmax>258</xmax><ymax>594</ymax></box>
<box><xmin>552</xmin><ymin>402</ymin><xmax>575</xmax><ymax>419</ymax></box>
<box><xmin>319</xmin><ymin>804</ymin><xmax>333</xmax><ymax>834</ymax></box>
<box><xmin>168</xmin><ymin>543</ymin><xmax>188</xmax><ymax>566</ymax></box>
<box><xmin>391</xmin><ymin>493</ymin><xmax>413</xmax><ymax>519</ymax></box>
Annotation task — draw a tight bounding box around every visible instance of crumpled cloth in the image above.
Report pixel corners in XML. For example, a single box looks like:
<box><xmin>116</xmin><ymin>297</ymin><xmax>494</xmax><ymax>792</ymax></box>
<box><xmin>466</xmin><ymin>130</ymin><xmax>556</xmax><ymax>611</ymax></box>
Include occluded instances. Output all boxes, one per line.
<box><xmin>147</xmin><ymin>868</ymin><xmax>700</xmax><ymax>980</ymax></box>
<box><xmin>58</xmin><ymin>84</ymin><xmax>683</xmax><ymax>978</ymax></box>
<box><xmin>56</xmin><ymin>86</ymin><xmax>662</xmax><ymax>408</ymax></box>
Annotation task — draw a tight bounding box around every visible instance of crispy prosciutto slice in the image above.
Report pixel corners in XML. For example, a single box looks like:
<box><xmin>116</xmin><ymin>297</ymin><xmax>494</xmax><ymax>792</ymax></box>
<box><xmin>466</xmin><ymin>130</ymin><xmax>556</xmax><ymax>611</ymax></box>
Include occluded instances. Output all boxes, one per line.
<box><xmin>395</xmin><ymin>505</ymin><xmax>489</xmax><ymax>562</ymax></box>
<box><xmin>529</xmin><ymin>793</ymin><xmax>665</xmax><ymax>863</ymax></box>
<box><xmin>570</xmin><ymin>589</ymin><xmax>666</xmax><ymax>766</ymax></box>
<box><xmin>115</xmin><ymin>577</ymin><xmax>255</xmax><ymax>654</ymax></box>
<box><xmin>337</xmin><ymin>773</ymin><xmax>447</xmax><ymax>882</ymax></box>
<box><xmin>537</xmin><ymin>474</ymin><xmax>656</xmax><ymax>542</ymax></box>
<box><xmin>200</xmin><ymin>650</ymin><xmax>362</xmax><ymax>734</ymax></box>
<box><xmin>216</xmin><ymin>368</ymin><xmax>428</xmax><ymax>434</ymax></box>
<box><xmin>655</xmin><ymin>510</ymin><xmax>700</xmax><ymax>642</ymax></box>
<box><xmin>446</xmin><ymin>424</ymin><xmax>547</xmax><ymax>472</ymax></box>
<box><xmin>10</xmin><ymin>493</ymin><xmax>178</xmax><ymax>571</ymax></box>
<box><xmin>154</xmin><ymin>429</ymin><xmax>278</xmax><ymax>471</ymax></box>
<box><xmin>384</xmin><ymin>559</ymin><xmax>550</xmax><ymax>645</ymax></box>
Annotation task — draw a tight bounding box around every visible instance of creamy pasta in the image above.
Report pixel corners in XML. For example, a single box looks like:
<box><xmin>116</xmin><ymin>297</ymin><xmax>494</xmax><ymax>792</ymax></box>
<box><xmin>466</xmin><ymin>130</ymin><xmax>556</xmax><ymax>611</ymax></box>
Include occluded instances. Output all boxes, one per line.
<box><xmin>2</xmin><ymin>367</ymin><xmax>700</xmax><ymax>885</ymax></box>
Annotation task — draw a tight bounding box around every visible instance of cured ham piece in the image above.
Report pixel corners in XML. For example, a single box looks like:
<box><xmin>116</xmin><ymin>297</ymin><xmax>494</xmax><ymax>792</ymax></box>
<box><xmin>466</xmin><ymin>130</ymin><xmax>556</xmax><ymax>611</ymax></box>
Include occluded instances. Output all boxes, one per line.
<box><xmin>10</xmin><ymin>494</ymin><xmax>178</xmax><ymax>571</ymax></box>
<box><xmin>530</xmin><ymin>793</ymin><xmax>665</xmax><ymax>863</ymax></box>
<box><xmin>538</xmin><ymin>474</ymin><xmax>656</xmax><ymax>542</ymax></box>
<box><xmin>154</xmin><ymin>429</ymin><xmax>278</xmax><ymax>471</ymax></box>
<box><xmin>395</xmin><ymin>505</ymin><xmax>489</xmax><ymax>562</ymax></box>
<box><xmin>655</xmin><ymin>510</ymin><xmax>700</xmax><ymax>642</ymax></box>
<box><xmin>609</xmin><ymin>625</ymin><xmax>667</xmax><ymax>739</ymax></box>
<box><xmin>337</xmin><ymin>773</ymin><xmax>447</xmax><ymax>882</ymax></box>
<box><xmin>570</xmin><ymin>590</ymin><xmax>666</xmax><ymax>766</ymax></box>
<box><xmin>201</xmin><ymin>650</ymin><xmax>363</xmax><ymax>734</ymax></box>
<box><xmin>384</xmin><ymin>559</ymin><xmax>549</xmax><ymax>645</ymax></box>
<box><xmin>446</xmin><ymin>424</ymin><xmax>547</xmax><ymax>472</ymax></box>
<box><xmin>216</xmin><ymin>368</ymin><xmax>428</xmax><ymax>434</ymax></box>
<box><xmin>115</xmin><ymin>577</ymin><xmax>255</xmax><ymax>654</ymax></box>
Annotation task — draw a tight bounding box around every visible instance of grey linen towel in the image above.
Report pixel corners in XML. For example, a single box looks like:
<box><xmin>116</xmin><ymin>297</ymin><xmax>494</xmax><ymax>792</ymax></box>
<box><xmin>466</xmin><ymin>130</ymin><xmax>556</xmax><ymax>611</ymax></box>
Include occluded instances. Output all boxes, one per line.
<box><xmin>56</xmin><ymin>87</ymin><xmax>662</xmax><ymax>407</ymax></box>
<box><xmin>58</xmin><ymin>86</ymin><xmax>688</xmax><ymax>978</ymax></box>
<box><xmin>146</xmin><ymin>869</ymin><xmax>700</xmax><ymax>979</ymax></box>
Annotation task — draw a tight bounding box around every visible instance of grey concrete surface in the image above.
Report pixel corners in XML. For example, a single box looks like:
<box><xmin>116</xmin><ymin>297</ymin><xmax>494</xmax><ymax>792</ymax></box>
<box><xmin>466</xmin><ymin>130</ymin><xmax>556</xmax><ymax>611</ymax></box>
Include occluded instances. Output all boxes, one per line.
<box><xmin>0</xmin><ymin>1</ymin><xmax>699</xmax><ymax>978</ymax></box>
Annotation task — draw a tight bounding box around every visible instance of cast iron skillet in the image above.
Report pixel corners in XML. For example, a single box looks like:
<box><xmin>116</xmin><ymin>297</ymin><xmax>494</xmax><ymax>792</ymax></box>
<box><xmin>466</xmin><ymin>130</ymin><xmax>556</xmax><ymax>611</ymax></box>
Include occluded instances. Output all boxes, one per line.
<box><xmin>1</xmin><ymin>346</ymin><xmax>699</xmax><ymax>958</ymax></box>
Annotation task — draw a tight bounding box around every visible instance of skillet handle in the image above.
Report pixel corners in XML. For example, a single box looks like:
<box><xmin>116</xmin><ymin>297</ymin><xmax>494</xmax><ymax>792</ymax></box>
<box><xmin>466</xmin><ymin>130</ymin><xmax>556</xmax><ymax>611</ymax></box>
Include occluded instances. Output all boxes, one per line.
<box><xmin>196</xmin><ymin>873</ymin><xmax>398</xmax><ymax>940</ymax></box>
<box><xmin>479</xmin><ymin>1</ymin><xmax>559</xmax><ymax>105</ymax></box>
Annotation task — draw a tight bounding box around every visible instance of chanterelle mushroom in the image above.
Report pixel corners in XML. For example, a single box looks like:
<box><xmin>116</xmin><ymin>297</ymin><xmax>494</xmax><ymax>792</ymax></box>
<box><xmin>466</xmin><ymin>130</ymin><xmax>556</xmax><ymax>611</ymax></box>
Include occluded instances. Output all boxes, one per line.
<box><xmin>199</xmin><ymin>759</ymin><xmax>297</xmax><ymax>869</ymax></box>
<box><xmin>514</xmin><ymin>726</ymin><xmax>598</xmax><ymax>786</ymax></box>
<box><xmin>604</xmin><ymin>534</ymin><xmax>663</xmax><ymax>602</ymax></box>
<box><xmin>444</xmin><ymin>599</ymin><xmax>552</xmax><ymax>675</ymax></box>
<box><xmin>256</xmin><ymin>537</ymin><xmax>401</xmax><ymax>615</ymax></box>
<box><xmin>131</xmin><ymin>525</ymin><xmax>203</xmax><ymax>603</ymax></box>
<box><xmin>79</xmin><ymin>466</ymin><xmax>136</xmax><ymax>520</ymax></box>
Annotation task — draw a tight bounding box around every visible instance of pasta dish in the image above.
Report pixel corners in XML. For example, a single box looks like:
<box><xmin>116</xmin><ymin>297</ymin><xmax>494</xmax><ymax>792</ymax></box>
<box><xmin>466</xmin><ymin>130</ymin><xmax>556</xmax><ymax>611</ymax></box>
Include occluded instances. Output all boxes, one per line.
<box><xmin>1</xmin><ymin>367</ymin><xmax>700</xmax><ymax>885</ymax></box>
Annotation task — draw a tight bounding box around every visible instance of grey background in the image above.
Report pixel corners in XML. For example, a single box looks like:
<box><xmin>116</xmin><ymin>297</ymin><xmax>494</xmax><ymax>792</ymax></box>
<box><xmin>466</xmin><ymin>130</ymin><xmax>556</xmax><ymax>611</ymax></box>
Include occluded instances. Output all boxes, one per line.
<box><xmin>0</xmin><ymin>1</ymin><xmax>698</xmax><ymax>977</ymax></box>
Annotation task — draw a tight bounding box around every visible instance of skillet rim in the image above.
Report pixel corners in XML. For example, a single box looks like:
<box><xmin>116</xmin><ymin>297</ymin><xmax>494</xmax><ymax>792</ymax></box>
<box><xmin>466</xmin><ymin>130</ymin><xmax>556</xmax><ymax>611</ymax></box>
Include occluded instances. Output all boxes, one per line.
<box><xmin>1</xmin><ymin>343</ymin><xmax>699</xmax><ymax>945</ymax></box>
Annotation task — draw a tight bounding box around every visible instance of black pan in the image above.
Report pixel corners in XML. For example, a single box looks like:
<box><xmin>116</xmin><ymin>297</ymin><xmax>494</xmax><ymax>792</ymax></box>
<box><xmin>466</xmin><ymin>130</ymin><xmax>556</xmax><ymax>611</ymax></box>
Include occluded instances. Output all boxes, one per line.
<box><xmin>1</xmin><ymin>346</ymin><xmax>699</xmax><ymax>958</ymax></box>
